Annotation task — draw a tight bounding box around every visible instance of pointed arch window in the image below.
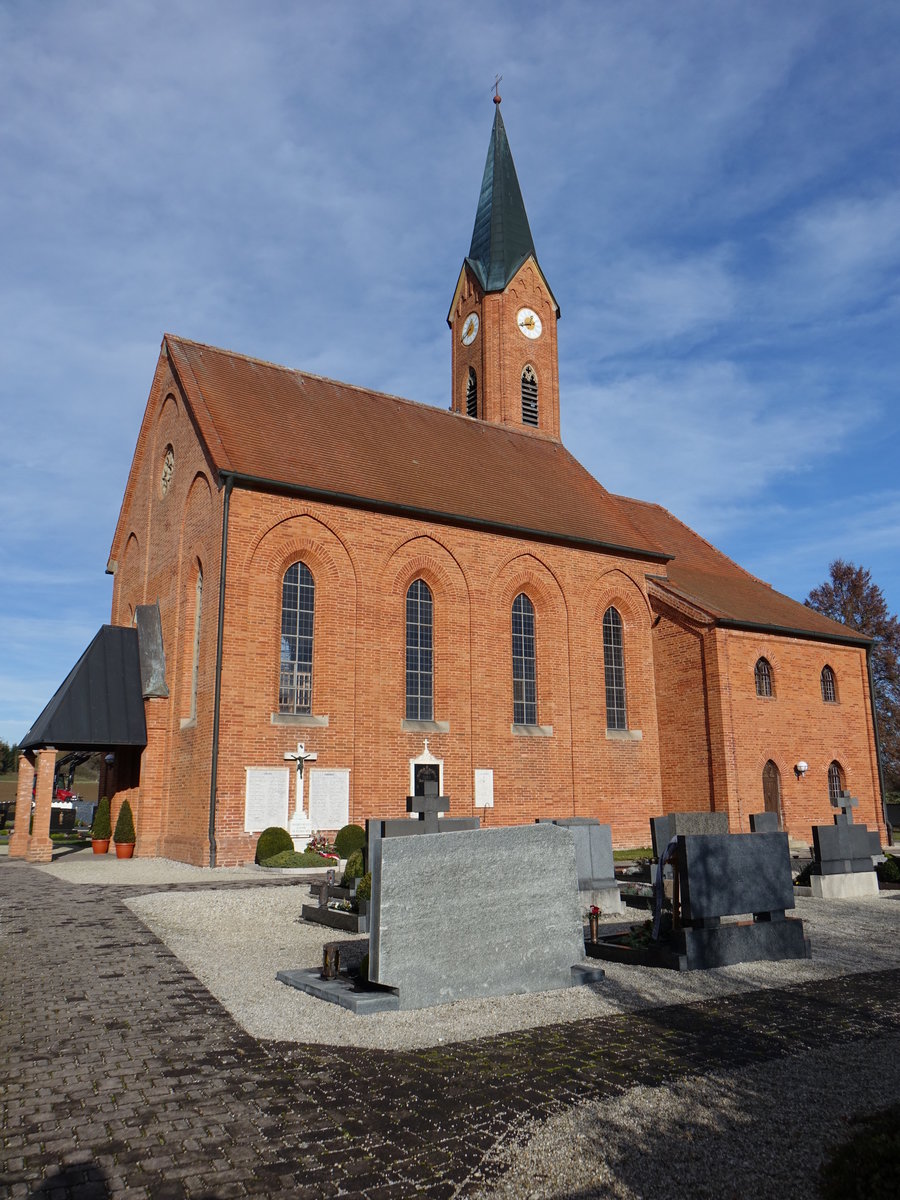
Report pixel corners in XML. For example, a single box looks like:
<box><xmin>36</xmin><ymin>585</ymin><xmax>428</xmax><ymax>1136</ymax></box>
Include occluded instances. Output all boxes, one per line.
<box><xmin>821</xmin><ymin>665</ymin><xmax>837</xmax><ymax>703</ymax></box>
<box><xmin>603</xmin><ymin>606</ymin><xmax>628</xmax><ymax>729</ymax></box>
<box><xmin>189</xmin><ymin>568</ymin><xmax>202</xmax><ymax>720</ymax></box>
<box><xmin>279</xmin><ymin>562</ymin><xmax>314</xmax><ymax>713</ymax></box>
<box><xmin>755</xmin><ymin>657</ymin><xmax>773</xmax><ymax>698</ymax></box>
<box><xmin>762</xmin><ymin>760</ymin><xmax>782</xmax><ymax>827</ymax></box>
<box><xmin>466</xmin><ymin>367</ymin><xmax>478</xmax><ymax>418</ymax></box>
<box><xmin>512</xmin><ymin>593</ymin><xmax>537</xmax><ymax>724</ymax></box>
<box><xmin>827</xmin><ymin>760</ymin><xmax>845</xmax><ymax>802</ymax></box>
<box><xmin>406</xmin><ymin>580</ymin><xmax>434</xmax><ymax>721</ymax></box>
<box><xmin>521</xmin><ymin>365</ymin><xmax>538</xmax><ymax>426</ymax></box>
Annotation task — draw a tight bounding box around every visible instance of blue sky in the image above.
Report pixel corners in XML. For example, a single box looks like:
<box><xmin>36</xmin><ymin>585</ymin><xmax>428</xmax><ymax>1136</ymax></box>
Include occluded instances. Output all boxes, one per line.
<box><xmin>2</xmin><ymin>1</ymin><xmax>899</xmax><ymax>746</ymax></box>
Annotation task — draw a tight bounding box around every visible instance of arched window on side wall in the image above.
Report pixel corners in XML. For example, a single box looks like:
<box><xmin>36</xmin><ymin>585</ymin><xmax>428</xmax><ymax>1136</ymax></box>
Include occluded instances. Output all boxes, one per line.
<box><xmin>521</xmin><ymin>365</ymin><xmax>538</xmax><ymax>426</ymax></box>
<box><xmin>821</xmin><ymin>665</ymin><xmax>837</xmax><ymax>703</ymax></box>
<box><xmin>603</xmin><ymin>606</ymin><xmax>628</xmax><ymax>729</ymax></box>
<box><xmin>755</xmin><ymin>657</ymin><xmax>773</xmax><ymax>698</ymax></box>
<box><xmin>762</xmin><ymin>760</ymin><xmax>782</xmax><ymax>828</ymax></box>
<box><xmin>279</xmin><ymin>562</ymin><xmax>314</xmax><ymax>713</ymax></box>
<box><xmin>406</xmin><ymin>580</ymin><xmax>434</xmax><ymax>720</ymax></box>
<box><xmin>827</xmin><ymin>760</ymin><xmax>845</xmax><ymax>802</ymax></box>
<box><xmin>189</xmin><ymin>568</ymin><xmax>202</xmax><ymax>721</ymax></box>
<box><xmin>512</xmin><ymin>593</ymin><xmax>537</xmax><ymax>724</ymax></box>
<box><xmin>466</xmin><ymin>367</ymin><xmax>478</xmax><ymax>418</ymax></box>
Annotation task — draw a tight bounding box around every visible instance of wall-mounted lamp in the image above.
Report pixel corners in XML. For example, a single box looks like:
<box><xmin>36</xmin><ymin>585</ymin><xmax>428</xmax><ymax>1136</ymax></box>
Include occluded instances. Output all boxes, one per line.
<box><xmin>794</xmin><ymin>761</ymin><xmax>808</xmax><ymax>780</ymax></box>
<box><xmin>104</xmin><ymin>753</ymin><xmax>116</xmax><ymax>765</ymax></box>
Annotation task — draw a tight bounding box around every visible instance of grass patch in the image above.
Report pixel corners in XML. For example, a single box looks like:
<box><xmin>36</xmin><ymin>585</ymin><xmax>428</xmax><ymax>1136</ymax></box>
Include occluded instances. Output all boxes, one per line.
<box><xmin>261</xmin><ymin>849</ymin><xmax>339</xmax><ymax>869</ymax></box>
<box><xmin>819</xmin><ymin>1102</ymin><xmax>900</xmax><ymax>1199</ymax></box>
<box><xmin>613</xmin><ymin>846</ymin><xmax>653</xmax><ymax>861</ymax></box>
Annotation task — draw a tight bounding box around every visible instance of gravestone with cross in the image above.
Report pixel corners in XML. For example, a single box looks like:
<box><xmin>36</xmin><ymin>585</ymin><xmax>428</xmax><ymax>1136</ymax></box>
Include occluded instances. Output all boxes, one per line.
<box><xmin>809</xmin><ymin>789</ymin><xmax>881</xmax><ymax>897</ymax></box>
<box><xmin>366</xmin><ymin>779</ymin><xmax>480</xmax><ymax>859</ymax></box>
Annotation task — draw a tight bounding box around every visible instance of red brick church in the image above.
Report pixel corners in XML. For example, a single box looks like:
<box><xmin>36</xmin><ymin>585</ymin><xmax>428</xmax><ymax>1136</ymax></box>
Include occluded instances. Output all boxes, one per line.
<box><xmin>15</xmin><ymin>101</ymin><xmax>886</xmax><ymax>865</ymax></box>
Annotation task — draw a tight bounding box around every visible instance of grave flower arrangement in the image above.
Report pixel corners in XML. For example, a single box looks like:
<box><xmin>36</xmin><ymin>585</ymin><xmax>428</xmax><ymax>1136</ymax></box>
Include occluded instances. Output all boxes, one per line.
<box><xmin>305</xmin><ymin>834</ymin><xmax>339</xmax><ymax>862</ymax></box>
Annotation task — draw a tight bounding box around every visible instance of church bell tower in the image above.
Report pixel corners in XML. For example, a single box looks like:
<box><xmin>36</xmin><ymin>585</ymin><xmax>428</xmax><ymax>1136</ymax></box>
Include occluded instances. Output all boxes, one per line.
<box><xmin>448</xmin><ymin>94</ymin><xmax>561</xmax><ymax>440</ymax></box>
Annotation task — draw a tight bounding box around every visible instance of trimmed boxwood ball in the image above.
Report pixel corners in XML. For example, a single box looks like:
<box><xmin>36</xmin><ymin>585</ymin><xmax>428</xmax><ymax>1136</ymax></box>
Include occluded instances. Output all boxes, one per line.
<box><xmin>255</xmin><ymin>826</ymin><xmax>293</xmax><ymax>864</ymax></box>
<box><xmin>113</xmin><ymin>799</ymin><xmax>136</xmax><ymax>844</ymax></box>
<box><xmin>341</xmin><ymin>849</ymin><xmax>364</xmax><ymax>887</ymax></box>
<box><xmin>334</xmin><ymin>823</ymin><xmax>366</xmax><ymax>858</ymax></box>
<box><xmin>355</xmin><ymin>871</ymin><xmax>372</xmax><ymax>903</ymax></box>
<box><xmin>92</xmin><ymin>797</ymin><xmax>112</xmax><ymax>840</ymax></box>
<box><xmin>876</xmin><ymin>854</ymin><xmax>900</xmax><ymax>883</ymax></box>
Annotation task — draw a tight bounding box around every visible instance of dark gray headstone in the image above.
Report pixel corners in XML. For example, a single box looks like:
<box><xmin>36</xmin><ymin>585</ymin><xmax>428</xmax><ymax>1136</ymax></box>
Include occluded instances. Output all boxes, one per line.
<box><xmin>678</xmin><ymin>832</ymin><xmax>796</xmax><ymax>921</ymax></box>
<box><xmin>812</xmin><ymin>821</ymin><xmax>880</xmax><ymax>875</ymax></box>
<box><xmin>650</xmin><ymin>811</ymin><xmax>729</xmax><ymax>858</ymax></box>
<box><xmin>750</xmin><ymin>812</ymin><xmax>780</xmax><ymax>834</ymax></box>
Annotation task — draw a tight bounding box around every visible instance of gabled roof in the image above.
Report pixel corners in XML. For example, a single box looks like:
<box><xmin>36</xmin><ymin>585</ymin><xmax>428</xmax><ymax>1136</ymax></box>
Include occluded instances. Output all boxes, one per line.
<box><xmin>466</xmin><ymin>103</ymin><xmax>553</xmax><ymax>301</ymax></box>
<box><xmin>21</xmin><ymin>626</ymin><xmax>148</xmax><ymax>752</ymax></box>
<box><xmin>162</xmin><ymin>335</ymin><xmax>668</xmax><ymax>560</ymax></box>
<box><xmin>614</xmin><ymin>495</ymin><xmax>869</xmax><ymax>645</ymax></box>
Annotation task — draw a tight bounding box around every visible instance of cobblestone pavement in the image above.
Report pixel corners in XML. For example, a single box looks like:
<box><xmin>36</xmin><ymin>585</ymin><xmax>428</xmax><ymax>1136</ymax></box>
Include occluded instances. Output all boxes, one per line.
<box><xmin>2</xmin><ymin>860</ymin><xmax>899</xmax><ymax>1199</ymax></box>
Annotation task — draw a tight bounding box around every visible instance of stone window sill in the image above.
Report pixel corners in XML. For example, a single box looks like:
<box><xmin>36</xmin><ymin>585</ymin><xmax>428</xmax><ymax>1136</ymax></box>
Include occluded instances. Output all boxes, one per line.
<box><xmin>605</xmin><ymin>728</ymin><xmax>643</xmax><ymax>741</ymax></box>
<box><xmin>179</xmin><ymin>716</ymin><xmax>197</xmax><ymax>731</ymax></box>
<box><xmin>401</xmin><ymin>719</ymin><xmax>450</xmax><ymax>734</ymax></box>
<box><xmin>270</xmin><ymin>712</ymin><xmax>330</xmax><ymax>727</ymax></box>
<box><xmin>512</xmin><ymin>724</ymin><xmax>553</xmax><ymax>737</ymax></box>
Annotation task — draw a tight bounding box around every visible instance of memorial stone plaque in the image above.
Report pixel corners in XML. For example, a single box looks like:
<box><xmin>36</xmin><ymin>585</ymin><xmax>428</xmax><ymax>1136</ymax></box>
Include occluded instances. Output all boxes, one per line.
<box><xmin>244</xmin><ymin>767</ymin><xmax>290</xmax><ymax>833</ymax></box>
<box><xmin>308</xmin><ymin>768</ymin><xmax>350</xmax><ymax>829</ymax></box>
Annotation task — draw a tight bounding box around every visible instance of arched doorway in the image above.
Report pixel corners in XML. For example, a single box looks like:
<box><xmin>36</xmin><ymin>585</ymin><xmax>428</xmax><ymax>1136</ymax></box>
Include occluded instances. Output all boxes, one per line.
<box><xmin>762</xmin><ymin>760</ymin><xmax>783</xmax><ymax>830</ymax></box>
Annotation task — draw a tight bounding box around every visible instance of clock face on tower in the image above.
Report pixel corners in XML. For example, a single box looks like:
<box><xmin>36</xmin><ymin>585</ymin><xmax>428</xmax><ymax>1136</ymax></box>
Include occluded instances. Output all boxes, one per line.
<box><xmin>516</xmin><ymin>307</ymin><xmax>542</xmax><ymax>339</ymax></box>
<box><xmin>461</xmin><ymin>313</ymin><xmax>479</xmax><ymax>345</ymax></box>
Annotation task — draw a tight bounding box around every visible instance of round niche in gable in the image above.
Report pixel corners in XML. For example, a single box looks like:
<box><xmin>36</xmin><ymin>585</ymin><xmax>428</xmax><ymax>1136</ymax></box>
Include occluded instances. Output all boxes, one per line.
<box><xmin>160</xmin><ymin>445</ymin><xmax>175</xmax><ymax>497</ymax></box>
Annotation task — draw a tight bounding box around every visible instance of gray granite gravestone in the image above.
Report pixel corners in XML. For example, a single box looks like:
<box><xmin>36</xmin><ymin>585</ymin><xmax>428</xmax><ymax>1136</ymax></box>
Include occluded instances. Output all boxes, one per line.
<box><xmin>367</xmin><ymin>824</ymin><xmax>603</xmax><ymax>1009</ymax></box>
<box><xmin>673</xmin><ymin>832</ymin><xmax>810</xmax><ymax>968</ymax></box>
<box><xmin>809</xmin><ymin>793</ymin><xmax>880</xmax><ymax>897</ymax></box>
<box><xmin>537</xmin><ymin>818</ymin><xmax>623</xmax><ymax>913</ymax></box>
<box><xmin>365</xmin><ymin>781</ymin><xmax>479</xmax><ymax>867</ymax></box>
<box><xmin>650</xmin><ymin>811</ymin><xmax>730</xmax><ymax>860</ymax></box>
<box><xmin>750</xmin><ymin>811</ymin><xmax>780</xmax><ymax>834</ymax></box>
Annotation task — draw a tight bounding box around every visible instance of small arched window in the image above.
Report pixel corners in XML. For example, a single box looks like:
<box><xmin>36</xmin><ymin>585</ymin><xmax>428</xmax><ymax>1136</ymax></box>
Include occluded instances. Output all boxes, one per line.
<box><xmin>406</xmin><ymin>580</ymin><xmax>434</xmax><ymax>721</ymax></box>
<box><xmin>279</xmin><ymin>562</ymin><xmax>314</xmax><ymax>714</ymax></box>
<box><xmin>755</xmin><ymin>657</ymin><xmax>773</xmax><ymax>698</ymax></box>
<box><xmin>827</xmin><ymin>760</ymin><xmax>845</xmax><ymax>802</ymax></box>
<box><xmin>821</xmin><ymin>665</ymin><xmax>837</xmax><ymax>703</ymax></box>
<box><xmin>512</xmin><ymin>593</ymin><xmax>537</xmax><ymax>724</ymax></box>
<box><xmin>521</xmin><ymin>365</ymin><xmax>538</xmax><ymax>426</ymax></box>
<box><xmin>466</xmin><ymin>367</ymin><xmax>478</xmax><ymax>418</ymax></box>
<box><xmin>603</xmin><ymin>606</ymin><xmax>627</xmax><ymax>729</ymax></box>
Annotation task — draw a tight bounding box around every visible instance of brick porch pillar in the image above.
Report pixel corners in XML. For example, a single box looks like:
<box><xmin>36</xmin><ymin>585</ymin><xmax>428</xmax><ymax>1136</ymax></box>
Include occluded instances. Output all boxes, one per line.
<box><xmin>26</xmin><ymin>747</ymin><xmax>56</xmax><ymax>863</ymax></box>
<box><xmin>8</xmin><ymin>752</ymin><xmax>36</xmax><ymax>858</ymax></box>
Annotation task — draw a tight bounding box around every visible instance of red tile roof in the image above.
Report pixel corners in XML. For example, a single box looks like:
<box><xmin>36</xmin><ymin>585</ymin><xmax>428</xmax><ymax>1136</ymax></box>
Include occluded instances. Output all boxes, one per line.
<box><xmin>613</xmin><ymin>495</ymin><xmax>868</xmax><ymax>644</ymax></box>
<box><xmin>164</xmin><ymin>335</ymin><xmax>666</xmax><ymax>559</ymax></box>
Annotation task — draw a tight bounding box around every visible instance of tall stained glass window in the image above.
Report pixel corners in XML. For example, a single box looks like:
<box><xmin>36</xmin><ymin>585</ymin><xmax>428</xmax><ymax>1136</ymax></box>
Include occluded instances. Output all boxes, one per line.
<box><xmin>512</xmin><ymin>593</ymin><xmax>537</xmax><ymax>724</ymax></box>
<box><xmin>279</xmin><ymin>562</ymin><xmax>314</xmax><ymax>713</ymax></box>
<box><xmin>603</xmin><ymin>606</ymin><xmax>627</xmax><ymax>730</ymax></box>
<box><xmin>406</xmin><ymin>580</ymin><xmax>434</xmax><ymax>720</ymax></box>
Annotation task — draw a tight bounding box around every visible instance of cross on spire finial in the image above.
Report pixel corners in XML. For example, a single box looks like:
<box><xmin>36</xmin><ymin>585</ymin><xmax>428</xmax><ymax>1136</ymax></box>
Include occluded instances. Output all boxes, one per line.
<box><xmin>493</xmin><ymin>74</ymin><xmax>502</xmax><ymax>104</ymax></box>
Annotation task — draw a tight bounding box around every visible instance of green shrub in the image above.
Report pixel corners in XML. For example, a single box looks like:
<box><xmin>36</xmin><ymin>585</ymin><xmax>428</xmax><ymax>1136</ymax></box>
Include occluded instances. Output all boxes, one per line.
<box><xmin>876</xmin><ymin>854</ymin><xmax>900</xmax><ymax>884</ymax></box>
<box><xmin>794</xmin><ymin>862</ymin><xmax>813</xmax><ymax>887</ymax></box>
<box><xmin>342</xmin><ymin>849</ymin><xmax>365</xmax><ymax>886</ymax></box>
<box><xmin>255</xmin><ymin>826</ymin><xmax>293</xmax><ymax>864</ymax></box>
<box><xmin>92</xmin><ymin>797</ymin><xmax>111</xmax><ymax>840</ymax></box>
<box><xmin>113</xmin><ymin>799</ymin><xmax>135</xmax><ymax>844</ymax></box>
<box><xmin>262</xmin><ymin>849</ymin><xmax>334</xmax><ymax>868</ymax></box>
<box><xmin>819</xmin><ymin>1101</ymin><xmax>900</xmax><ymax>1199</ymax></box>
<box><xmin>334</xmin><ymin>823</ymin><xmax>366</xmax><ymax>858</ymax></box>
<box><xmin>355</xmin><ymin>871</ymin><xmax>372</xmax><ymax>904</ymax></box>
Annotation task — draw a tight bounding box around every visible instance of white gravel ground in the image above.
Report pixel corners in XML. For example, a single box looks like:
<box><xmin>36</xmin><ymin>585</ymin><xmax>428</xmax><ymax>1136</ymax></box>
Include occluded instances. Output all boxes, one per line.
<box><xmin>114</xmin><ymin>872</ymin><xmax>900</xmax><ymax>1052</ymax></box>
<box><xmin>470</xmin><ymin>1035</ymin><xmax>900</xmax><ymax>1200</ymax></box>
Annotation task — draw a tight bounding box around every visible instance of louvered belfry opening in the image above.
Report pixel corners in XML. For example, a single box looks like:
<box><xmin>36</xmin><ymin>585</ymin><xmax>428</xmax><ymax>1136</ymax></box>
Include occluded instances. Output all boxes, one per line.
<box><xmin>521</xmin><ymin>365</ymin><xmax>538</xmax><ymax>426</ymax></box>
<box><xmin>466</xmin><ymin>367</ymin><xmax>478</xmax><ymax>417</ymax></box>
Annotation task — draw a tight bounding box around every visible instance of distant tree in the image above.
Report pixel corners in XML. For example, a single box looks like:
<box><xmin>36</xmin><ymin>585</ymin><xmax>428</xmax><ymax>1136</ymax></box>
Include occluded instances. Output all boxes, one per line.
<box><xmin>0</xmin><ymin>741</ymin><xmax>16</xmax><ymax>773</ymax></box>
<box><xmin>806</xmin><ymin>560</ymin><xmax>900</xmax><ymax>794</ymax></box>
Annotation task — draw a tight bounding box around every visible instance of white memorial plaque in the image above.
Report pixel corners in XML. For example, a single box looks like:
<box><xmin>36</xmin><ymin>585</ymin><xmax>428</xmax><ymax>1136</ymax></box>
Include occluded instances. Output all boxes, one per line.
<box><xmin>308</xmin><ymin>768</ymin><xmax>350</xmax><ymax>829</ymax></box>
<box><xmin>474</xmin><ymin>769</ymin><xmax>494</xmax><ymax>808</ymax></box>
<box><xmin>244</xmin><ymin>767</ymin><xmax>290</xmax><ymax>832</ymax></box>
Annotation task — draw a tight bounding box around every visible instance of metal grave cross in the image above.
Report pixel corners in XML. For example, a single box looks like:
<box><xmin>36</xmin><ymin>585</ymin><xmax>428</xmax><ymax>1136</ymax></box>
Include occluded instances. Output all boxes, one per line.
<box><xmin>406</xmin><ymin>779</ymin><xmax>450</xmax><ymax>834</ymax></box>
<box><xmin>832</xmin><ymin>790</ymin><xmax>859</xmax><ymax>825</ymax></box>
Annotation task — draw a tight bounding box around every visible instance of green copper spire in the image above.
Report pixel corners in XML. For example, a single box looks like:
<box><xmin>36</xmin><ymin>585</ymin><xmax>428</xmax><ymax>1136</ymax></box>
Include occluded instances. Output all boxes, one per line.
<box><xmin>466</xmin><ymin>101</ymin><xmax>537</xmax><ymax>293</ymax></box>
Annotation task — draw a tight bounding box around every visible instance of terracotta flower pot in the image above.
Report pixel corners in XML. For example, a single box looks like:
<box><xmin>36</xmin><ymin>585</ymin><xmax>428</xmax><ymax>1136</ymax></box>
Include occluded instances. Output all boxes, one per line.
<box><xmin>92</xmin><ymin>839</ymin><xmax>110</xmax><ymax>855</ymax></box>
<box><xmin>115</xmin><ymin>842</ymin><xmax>135</xmax><ymax>859</ymax></box>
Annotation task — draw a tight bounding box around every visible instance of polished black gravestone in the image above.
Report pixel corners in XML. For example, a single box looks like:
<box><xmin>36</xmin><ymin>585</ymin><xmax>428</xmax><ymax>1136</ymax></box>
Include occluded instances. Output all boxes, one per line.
<box><xmin>589</xmin><ymin>831</ymin><xmax>810</xmax><ymax>970</ymax></box>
